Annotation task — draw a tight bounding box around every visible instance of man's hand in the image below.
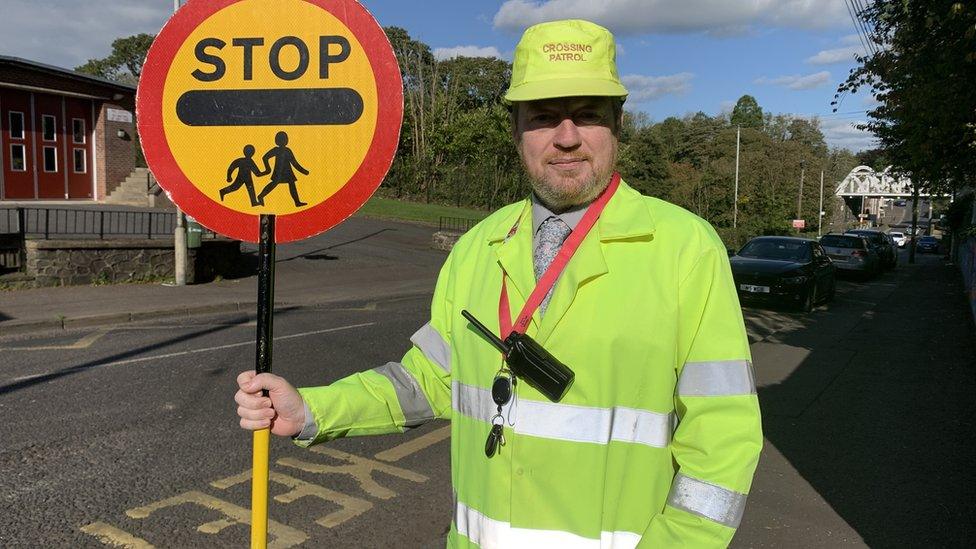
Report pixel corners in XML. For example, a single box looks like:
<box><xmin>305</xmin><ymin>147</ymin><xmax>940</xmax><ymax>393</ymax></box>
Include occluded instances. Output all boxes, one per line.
<box><xmin>235</xmin><ymin>371</ymin><xmax>306</xmax><ymax>437</ymax></box>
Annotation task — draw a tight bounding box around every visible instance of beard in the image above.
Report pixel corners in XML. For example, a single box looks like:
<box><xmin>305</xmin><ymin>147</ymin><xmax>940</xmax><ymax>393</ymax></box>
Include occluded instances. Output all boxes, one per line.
<box><xmin>525</xmin><ymin>154</ymin><xmax>616</xmax><ymax>213</ymax></box>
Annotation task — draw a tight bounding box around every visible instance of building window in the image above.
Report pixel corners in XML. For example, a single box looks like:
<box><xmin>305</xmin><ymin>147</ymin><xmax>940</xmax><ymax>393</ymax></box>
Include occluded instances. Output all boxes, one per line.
<box><xmin>72</xmin><ymin>119</ymin><xmax>86</xmax><ymax>144</ymax></box>
<box><xmin>9</xmin><ymin>111</ymin><xmax>25</xmax><ymax>139</ymax></box>
<box><xmin>10</xmin><ymin>144</ymin><xmax>26</xmax><ymax>171</ymax></box>
<box><xmin>42</xmin><ymin>115</ymin><xmax>56</xmax><ymax>141</ymax></box>
<box><xmin>73</xmin><ymin>148</ymin><xmax>87</xmax><ymax>173</ymax></box>
<box><xmin>43</xmin><ymin>146</ymin><xmax>57</xmax><ymax>172</ymax></box>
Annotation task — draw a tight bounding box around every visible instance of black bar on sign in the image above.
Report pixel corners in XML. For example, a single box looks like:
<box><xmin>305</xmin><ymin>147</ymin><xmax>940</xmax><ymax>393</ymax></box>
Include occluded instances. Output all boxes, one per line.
<box><xmin>176</xmin><ymin>88</ymin><xmax>364</xmax><ymax>126</ymax></box>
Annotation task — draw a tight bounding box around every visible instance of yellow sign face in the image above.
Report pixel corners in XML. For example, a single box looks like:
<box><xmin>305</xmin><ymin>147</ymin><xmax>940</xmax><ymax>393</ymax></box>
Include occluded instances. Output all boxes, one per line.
<box><xmin>160</xmin><ymin>0</ymin><xmax>378</xmax><ymax>216</ymax></box>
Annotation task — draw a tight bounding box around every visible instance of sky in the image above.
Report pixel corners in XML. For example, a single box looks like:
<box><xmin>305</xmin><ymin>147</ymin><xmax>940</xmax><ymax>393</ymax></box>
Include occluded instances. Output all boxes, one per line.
<box><xmin>0</xmin><ymin>0</ymin><xmax>878</xmax><ymax>151</ymax></box>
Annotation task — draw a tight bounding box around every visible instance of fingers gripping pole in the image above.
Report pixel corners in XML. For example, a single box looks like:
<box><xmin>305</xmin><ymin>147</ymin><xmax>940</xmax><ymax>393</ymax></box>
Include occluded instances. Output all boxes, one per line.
<box><xmin>251</xmin><ymin>214</ymin><xmax>276</xmax><ymax>549</ymax></box>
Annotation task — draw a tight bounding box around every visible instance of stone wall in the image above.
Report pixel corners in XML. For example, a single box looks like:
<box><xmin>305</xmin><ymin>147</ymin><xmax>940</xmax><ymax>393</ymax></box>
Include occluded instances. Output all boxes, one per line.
<box><xmin>431</xmin><ymin>231</ymin><xmax>462</xmax><ymax>252</ymax></box>
<box><xmin>24</xmin><ymin>239</ymin><xmax>240</xmax><ymax>287</ymax></box>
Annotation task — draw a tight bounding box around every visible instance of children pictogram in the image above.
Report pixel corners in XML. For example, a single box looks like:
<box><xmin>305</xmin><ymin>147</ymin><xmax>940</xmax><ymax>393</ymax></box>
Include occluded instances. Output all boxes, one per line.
<box><xmin>220</xmin><ymin>145</ymin><xmax>266</xmax><ymax>206</ymax></box>
<box><xmin>256</xmin><ymin>131</ymin><xmax>310</xmax><ymax>207</ymax></box>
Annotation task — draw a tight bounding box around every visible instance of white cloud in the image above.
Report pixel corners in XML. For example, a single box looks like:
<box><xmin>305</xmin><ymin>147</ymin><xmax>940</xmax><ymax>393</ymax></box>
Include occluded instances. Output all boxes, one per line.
<box><xmin>621</xmin><ymin>72</ymin><xmax>694</xmax><ymax>102</ymax></box>
<box><xmin>819</xmin><ymin>118</ymin><xmax>877</xmax><ymax>151</ymax></box>
<box><xmin>806</xmin><ymin>34</ymin><xmax>867</xmax><ymax>65</ymax></box>
<box><xmin>755</xmin><ymin>71</ymin><xmax>831</xmax><ymax>91</ymax></box>
<box><xmin>806</xmin><ymin>46</ymin><xmax>860</xmax><ymax>65</ymax></box>
<box><xmin>433</xmin><ymin>45</ymin><xmax>504</xmax><ymax>61</ymax></box>
<box><xmin>493</xmin><ymin>0</ymin><xmax>850</xmax><ymax>34</ymax></box>
<box><xmin>0</xmin><ymin>0</ymin><xmax>170</xmax><ymax>69</ymax></box>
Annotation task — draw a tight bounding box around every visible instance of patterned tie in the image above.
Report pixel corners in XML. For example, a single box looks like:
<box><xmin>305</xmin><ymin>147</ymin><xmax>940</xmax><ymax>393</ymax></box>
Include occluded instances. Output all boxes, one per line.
<box><xmin>534</xmin><ymin>216</ymin><xmax>572</xmax><ymax>314</ymax></box>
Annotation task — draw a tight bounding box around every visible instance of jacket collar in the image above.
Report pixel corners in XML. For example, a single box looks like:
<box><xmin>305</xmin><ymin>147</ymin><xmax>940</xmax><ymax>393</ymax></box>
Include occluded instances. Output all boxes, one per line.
<box><xmin>486</xmin><ymin>178</ymin><xmax>656</xmax><ymax>341</ymax></box>
<box><xmin>485</xmin><ymin>178</ymin><xmax>656</xmax><ymax>244</ymax></box>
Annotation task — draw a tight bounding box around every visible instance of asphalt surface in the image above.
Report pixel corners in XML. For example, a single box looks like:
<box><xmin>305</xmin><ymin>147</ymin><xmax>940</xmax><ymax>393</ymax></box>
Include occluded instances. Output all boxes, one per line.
<box><xmin>0</xmin><ymin>233</ymin><xmax>972</xmax><ymax>547</ymax></box>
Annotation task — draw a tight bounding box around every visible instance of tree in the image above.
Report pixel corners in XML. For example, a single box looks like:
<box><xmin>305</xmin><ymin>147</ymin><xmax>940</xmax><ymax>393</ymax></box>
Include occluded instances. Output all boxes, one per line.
<box><xmin>856</xmin><ymin>148</ymin><xmax>892</xmax><ymax>171</ymax></box>
<box><xmin>439</xmin><ymin>56</ymin><xmax>511</xmax><ymax>110</ymax></box>
<box><xmin>75</xmin><ymin>33</ymin><xmax>155</xmax><ymax>84</ymax></box>
<box><xmin>836</xmin><ymin>0</ymin><xmax>976</xmax><ymax>262</ymax></box>
<box><xmin>618</xmin><ymin>126</ymin><xmax>669</xmax><ymax>198</ymax></box>
<box><xmin>730</xmin><ymin>95</ymin><xmax>764</xmax><ymax>128</ymax></box>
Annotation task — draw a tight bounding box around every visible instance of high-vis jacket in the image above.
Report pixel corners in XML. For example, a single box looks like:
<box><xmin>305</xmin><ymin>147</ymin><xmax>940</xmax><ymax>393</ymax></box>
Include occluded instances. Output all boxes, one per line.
<box><xmin>297</xmin><ymin>179</ymin><xmax>763</xmax><ymax>548</ymax></box>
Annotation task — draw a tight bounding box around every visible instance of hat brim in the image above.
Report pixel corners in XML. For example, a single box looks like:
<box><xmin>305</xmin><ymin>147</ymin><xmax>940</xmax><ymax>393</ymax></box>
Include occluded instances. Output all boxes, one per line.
<box><xmin>503</xmin><ymin>78</ymin><xmax>628</xmax><ymax>104</ymax></box>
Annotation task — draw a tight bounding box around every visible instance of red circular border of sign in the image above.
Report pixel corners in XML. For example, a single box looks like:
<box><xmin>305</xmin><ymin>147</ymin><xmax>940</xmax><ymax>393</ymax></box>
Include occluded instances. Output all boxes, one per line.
<box><xmin>137</xmin><ymin>0</ymin><xmax>403</xmax><ymax>243</ymax></box>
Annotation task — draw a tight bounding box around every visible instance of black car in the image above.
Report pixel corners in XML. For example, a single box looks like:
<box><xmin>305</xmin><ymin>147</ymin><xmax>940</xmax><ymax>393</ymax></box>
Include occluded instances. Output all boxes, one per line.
<box><xmin>916</xmin><ymin>236</ymin><xmax>940</xmax><ymax>253</ymax></box>
<box><xmin>731</xmin><ymin>236</ymin><xmax>836</xmax><ymax>312</ymax></box>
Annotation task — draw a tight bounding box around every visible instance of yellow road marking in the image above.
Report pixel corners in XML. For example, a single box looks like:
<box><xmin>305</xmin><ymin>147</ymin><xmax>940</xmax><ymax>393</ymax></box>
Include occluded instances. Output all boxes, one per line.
<box><xmin>83</xmin><ymin>424</ymin><xmax>447</xmax><ymax>546</ymax></box>
<box><xmin>79</xmin><ymin>522</ymin><xmax>153</xmax><ymax>548</ymax></box>
<box><xmin>375</xmin><ymin>425</ymin><xmax>451</xmax><ymax>463</ymax></box>
<box><xmin>213</xmin><ymin>470</ymin><xmax>373</xmax><ymax>529</ymax></box>
<box><xmin>2</xmin><ymin>329</ymin><xmax>108</xmax><ymax>351</ymax></box>
<box><xmin>126</xmin><ymin>490</ymin><xmax>307</xmax><ymax>549</ymax></box>
<box><xmin>278</xmin><ymin>447</ymin><xmax>426</xmax><ymax>500</ymax></box>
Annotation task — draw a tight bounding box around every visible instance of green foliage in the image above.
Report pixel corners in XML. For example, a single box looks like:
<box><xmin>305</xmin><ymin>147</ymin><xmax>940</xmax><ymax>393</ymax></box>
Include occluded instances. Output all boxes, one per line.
<box><xmin>837</xmin><ymin>1</ymin><xmax>976</xmax><ymax>196</ymax></box>
<box><xmin>730</xmin><ymin>95</ymin><xmax>763</xmax><ymax>128</ymax></box>
<box><xmin>75</xmin><ymin>33</ymin><xmax>154</xmax><ymax>84</ymax></box>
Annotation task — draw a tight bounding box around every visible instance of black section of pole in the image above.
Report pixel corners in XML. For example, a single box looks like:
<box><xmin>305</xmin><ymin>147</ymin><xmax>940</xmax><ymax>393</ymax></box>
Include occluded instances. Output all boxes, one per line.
<box><xmin>255</xmin><ymin>215</ymin><xmax>276</xmax><ymax>379</ymax></box>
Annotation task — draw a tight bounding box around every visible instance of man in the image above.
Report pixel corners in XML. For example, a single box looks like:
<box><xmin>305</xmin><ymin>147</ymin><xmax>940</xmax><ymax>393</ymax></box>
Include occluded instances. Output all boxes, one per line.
<box><xmin>236</xmin><ymin>19</ymin><xmax>762</xmax><ymax>548</ymax></box>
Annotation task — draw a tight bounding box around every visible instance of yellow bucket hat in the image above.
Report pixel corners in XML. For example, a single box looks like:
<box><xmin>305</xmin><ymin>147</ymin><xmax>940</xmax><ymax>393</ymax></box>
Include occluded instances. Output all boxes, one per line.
<box><xmin>504</xmin><ymin>19</ymin><xmax>628</xmax><ymax>103</ymax></box>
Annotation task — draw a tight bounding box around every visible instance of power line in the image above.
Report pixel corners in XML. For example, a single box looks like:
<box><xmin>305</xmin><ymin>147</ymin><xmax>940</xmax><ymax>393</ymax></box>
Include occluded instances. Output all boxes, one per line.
<box><xmin>851</xmin><ymin>0</ymin><xmax>879</xmax><ymax>56</ymax></box>
<box><xmin>843</xmin><ymin>0</ymin><xmax>873</xmax><ymax>58</ymax></box>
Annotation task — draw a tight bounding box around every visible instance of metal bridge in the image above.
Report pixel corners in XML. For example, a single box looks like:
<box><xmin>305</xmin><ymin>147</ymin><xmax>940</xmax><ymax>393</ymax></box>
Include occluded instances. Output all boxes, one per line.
<box><xmin>835</xmin><ymin>165</ymin><xmax>934</xmax><ymax>198</ymax></box>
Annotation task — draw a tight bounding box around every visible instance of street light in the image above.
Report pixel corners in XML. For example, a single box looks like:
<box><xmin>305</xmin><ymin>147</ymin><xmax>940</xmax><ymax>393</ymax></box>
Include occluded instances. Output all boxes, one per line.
<box><xmin>797</xmin><ymin>160</ymin><xmax>806</xmax><ymax>223</ymax></box>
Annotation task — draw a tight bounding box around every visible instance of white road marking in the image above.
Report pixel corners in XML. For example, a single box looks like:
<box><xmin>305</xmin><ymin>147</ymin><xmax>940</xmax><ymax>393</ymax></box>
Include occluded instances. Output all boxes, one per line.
<box><xmin>1</xmin><ymin>329</ymin><xmax>109</xmax><ymax>351</ymax></box>
<box><xmin>6</xmin><ymin>322</ymin><xmax>374</xmax><ymax>382</ymax></box>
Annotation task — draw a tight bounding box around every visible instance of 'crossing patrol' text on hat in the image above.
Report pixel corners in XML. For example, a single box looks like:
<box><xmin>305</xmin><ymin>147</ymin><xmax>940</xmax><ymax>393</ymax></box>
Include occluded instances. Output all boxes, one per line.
<box><xmin>504</xmin><ymin>19</ymin><xmax>629</xmax><ymax>103</ymax></box>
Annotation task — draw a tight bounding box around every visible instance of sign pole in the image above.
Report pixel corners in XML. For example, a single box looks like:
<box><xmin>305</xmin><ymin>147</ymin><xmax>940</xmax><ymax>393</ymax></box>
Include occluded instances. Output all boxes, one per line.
<box><xmin>251</xmin><ymin>214</ymin><xmax>275</xmax><ymax>549</ymax></box>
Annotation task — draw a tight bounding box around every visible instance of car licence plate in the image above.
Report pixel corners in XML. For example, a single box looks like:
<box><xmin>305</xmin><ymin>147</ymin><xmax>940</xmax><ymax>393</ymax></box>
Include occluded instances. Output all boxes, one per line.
<box><xmin>740</xmin><ymin>284</ymin><xmax>770</xmax><ymax>293</ymax></box>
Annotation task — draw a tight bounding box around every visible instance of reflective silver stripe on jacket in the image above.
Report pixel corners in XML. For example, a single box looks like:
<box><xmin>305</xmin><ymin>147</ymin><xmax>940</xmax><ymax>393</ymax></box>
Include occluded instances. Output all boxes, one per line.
<box><xmin>666</xmin><ymin>473</ymin><xmax>748</xmax><ymax>528</ymax></box>
<box><xmin>410</xmin><ymin>322</ymin><xmax>451</xmax><ymax>374</ymax></box>
<box><xmin>452</xmin><ymin>381</ymin><xmax>672</xmax><ymax>448</ymax></box>
<box><xmin>455</xmin><ymin>499</ymin><xmax>642</xmax><ymax>549</ymax></box>
<box><xmin>374</xmin><ymin>362</ymin><xmax>434</xmax><ymax>428</ymax></box>
<box><xmin>677</xmin><ymin>360</ymin><xmax>756</xmax><ymax>396</ymax></box>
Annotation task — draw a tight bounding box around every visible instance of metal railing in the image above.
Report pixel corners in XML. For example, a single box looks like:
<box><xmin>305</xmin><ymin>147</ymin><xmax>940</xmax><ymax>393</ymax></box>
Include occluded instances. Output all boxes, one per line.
<box><xmin>438</xmin><ymin>216</ymin><xmax>481</xmax><ymax>234</ymax></box>
<box><xmin>0</xmin><ymin>207</ymin><xmax>178</xmax><ymax>239</ymax></box>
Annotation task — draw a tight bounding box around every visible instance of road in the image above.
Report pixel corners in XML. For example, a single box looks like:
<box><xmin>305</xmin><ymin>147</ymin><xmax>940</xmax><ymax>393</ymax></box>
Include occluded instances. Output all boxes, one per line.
<box><xmin>1</xmin><ymin>249</ymin><xmax>971</xmax><ymax>548</ymax></box>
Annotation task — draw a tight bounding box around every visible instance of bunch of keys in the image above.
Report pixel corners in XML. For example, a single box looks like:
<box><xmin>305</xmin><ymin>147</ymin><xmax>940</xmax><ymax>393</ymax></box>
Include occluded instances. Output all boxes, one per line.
<box><xmin>485</xmin><ymin>370</ymin><xmax>515</xmax><ymax>458</ymax></box>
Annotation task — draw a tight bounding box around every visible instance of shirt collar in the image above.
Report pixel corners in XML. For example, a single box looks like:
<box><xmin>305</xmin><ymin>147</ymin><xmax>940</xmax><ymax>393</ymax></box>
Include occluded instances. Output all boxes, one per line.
<box><xmin>531</xmin><ymin>193</ymin><xmax>588</xmax><ymax>235</ymax></box>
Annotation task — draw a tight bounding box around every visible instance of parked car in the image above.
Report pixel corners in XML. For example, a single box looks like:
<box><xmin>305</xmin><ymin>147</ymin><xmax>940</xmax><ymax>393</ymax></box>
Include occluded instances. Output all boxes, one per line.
<box><xmin>894</xmin><ymin>199</ymin><xmax>907</xmax><ymax>207</ymax></box>
<box><xmin>888</xmin><ymin>231</ymin><xmax>908</xmax><ymax>248</ymax></box>
<box><xmin>820</xmin><ymin>234</ymin><xmax>882</xmax><ymax>278</ymax></box>
<box><xmin>916</xmin><ymin>236</ymin><xmax>941</xmax><ymax>253</ymax></box>
<box><xmin>730</xmin><ymin>236</ymin><xmax>836</xmax><ymax>312</ymax></box>
<box><xmin>846</xmin><ymin>229</ymin><xmax>897</xmax><ymax>269</ymax></box>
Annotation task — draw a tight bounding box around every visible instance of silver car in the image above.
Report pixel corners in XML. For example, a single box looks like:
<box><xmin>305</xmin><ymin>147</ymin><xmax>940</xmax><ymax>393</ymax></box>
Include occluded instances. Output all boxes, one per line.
<box><xmin>819</xmin><ymin>234</ymin><xmax>881</xmax><ymax>278</ymax></box>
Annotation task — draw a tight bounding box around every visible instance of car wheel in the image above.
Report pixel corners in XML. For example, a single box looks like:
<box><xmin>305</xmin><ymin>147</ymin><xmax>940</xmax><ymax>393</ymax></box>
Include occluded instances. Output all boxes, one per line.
<box><xmin>799</xmin><ymin>284</ymin><xmax>815</xmax><ymax>313</ymax></box>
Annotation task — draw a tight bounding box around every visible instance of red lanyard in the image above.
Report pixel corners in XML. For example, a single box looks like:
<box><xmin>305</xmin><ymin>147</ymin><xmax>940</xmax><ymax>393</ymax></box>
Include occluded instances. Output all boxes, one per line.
<box><xmin>499</xmin><ymin>172</ymin><xmax>620</xmax><ymax>336</ymax></box>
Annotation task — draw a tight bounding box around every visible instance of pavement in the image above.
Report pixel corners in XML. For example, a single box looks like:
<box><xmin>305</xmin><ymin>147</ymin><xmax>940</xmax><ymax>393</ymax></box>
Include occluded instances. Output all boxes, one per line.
<box><xmin>0</xmin><ymin>215</ymin><xmax>446</xmax><ymax>336</ymax></box>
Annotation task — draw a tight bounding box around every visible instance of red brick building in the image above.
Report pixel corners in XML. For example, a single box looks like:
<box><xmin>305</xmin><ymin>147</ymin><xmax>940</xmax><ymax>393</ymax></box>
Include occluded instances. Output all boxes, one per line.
<box><xmin>0</xmin><ymin>55</ymin><xmax>136</xmax><ymax>201</ymax></box>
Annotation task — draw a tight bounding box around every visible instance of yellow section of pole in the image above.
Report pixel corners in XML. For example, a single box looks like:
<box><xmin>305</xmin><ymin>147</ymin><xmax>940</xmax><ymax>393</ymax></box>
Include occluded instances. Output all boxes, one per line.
<box><xmin>250</xmin><ymin>427</ymin><xmax>271</xmax><ymax>549</ymax></box>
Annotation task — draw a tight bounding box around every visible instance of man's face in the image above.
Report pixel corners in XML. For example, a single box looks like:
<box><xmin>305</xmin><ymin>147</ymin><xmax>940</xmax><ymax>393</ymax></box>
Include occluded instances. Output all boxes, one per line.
<box><xmin>514</xmin><ymin>96</ymin><xmax>619</xmax><ymax>211</ymax></box>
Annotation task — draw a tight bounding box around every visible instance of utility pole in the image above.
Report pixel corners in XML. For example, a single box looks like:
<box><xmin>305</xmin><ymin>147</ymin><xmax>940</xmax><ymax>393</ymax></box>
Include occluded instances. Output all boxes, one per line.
<box><xmin>733</xmin><ymin>125</ymin><xmax>740</xmax><ymax>230</ymax></box>
<box><xmin>172</xmin><ymin>0</ymin><xmax>187</xmax><ymax>286</ymax></box>
<box><xmin>797</xmin><ymin>160</ymin><xmax>805</xmax><ymax>231</ymax></box>
<box><xmin>818</xmin><ymin>170</ymin><xmax>824</xmax><ymax>237</ymax></box>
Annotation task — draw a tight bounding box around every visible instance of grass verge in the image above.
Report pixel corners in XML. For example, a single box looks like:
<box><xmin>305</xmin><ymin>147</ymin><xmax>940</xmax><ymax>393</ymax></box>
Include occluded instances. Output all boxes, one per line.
<box><xmin>356</xmin><ymin>196</ymin><xmax>487</xmax><ymax>226</ymax></box>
